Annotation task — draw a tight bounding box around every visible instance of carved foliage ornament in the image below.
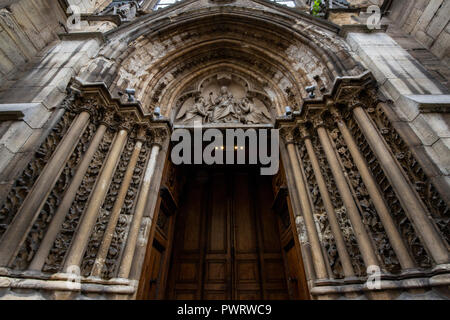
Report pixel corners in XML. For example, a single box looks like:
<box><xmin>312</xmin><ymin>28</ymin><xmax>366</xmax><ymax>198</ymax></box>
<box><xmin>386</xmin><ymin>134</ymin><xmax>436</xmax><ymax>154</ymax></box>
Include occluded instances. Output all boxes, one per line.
<box><xmin>280</xmin><ymin>126</ymin><xmax>298</xmax><ymax>145</ymax></box>
<box><xmin>0</xmin><ymin>90</ymin><xmax>166</xmax><ymax>276</ymax></box>
<box><xmin>342</xmin><ymin>107</ymin><xmax>432</xmax><ymax>268</ymax></box>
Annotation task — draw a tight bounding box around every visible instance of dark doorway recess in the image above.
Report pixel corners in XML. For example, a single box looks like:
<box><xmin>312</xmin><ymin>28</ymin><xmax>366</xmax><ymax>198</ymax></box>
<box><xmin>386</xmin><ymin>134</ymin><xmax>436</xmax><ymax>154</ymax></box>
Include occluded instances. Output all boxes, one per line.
<box><xmin>138</xmin><ymin>164</ymin><xmax>309</xmax><ymax>300</ymax></box>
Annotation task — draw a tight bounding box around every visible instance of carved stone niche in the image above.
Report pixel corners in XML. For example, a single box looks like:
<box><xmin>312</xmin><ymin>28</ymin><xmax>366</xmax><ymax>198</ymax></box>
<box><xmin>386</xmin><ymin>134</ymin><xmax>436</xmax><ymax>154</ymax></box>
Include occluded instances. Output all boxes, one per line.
<box><xmin>174</xmin><ymin>73</ymin><xmax>273</xmax><ymax>126</ymax></box>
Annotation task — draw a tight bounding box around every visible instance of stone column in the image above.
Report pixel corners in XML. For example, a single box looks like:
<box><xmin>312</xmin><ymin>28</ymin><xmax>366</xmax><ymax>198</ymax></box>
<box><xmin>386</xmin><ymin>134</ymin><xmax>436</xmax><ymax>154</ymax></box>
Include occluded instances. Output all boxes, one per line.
<box><xmin>90</xmin><ymin>127</ymin><xmax>147</xmax><ymax>278</ymax></box>
<box><xmin>118</xmin><ymin>128</ymin><xmax>166</xmax><ymax>279</ymax></box>
<box><xmin>315</xmin><ymin>118</ymin><xmax>380</xmax><ymax>269</ymax></box>
<box><xmin>29</xmin><ymin>122</ymin><xmax>107</xmax><ymax>271</ymax></box>
<box><xmin>0</xmin><ymin>110</ymin><xmax>91</xmax><ymax>267</ymax></box>
<box><xmin>281</xmin><ymin>126</ymin><xmax>329</xmax><ymax>280</ymax></box>
<box><xmin>63</xmin><ymin>113</ymin><xmax>130</xmax><ymax>272</ymax></box>
<box><xmin>299</xmin><ymin>126</ymin><xmax>355</xmax><ymax>278</ymax></box>
<box><xmin>330</xmin><ymin>107</ymin><xmax>416</xmax><ymax>270</ymax></box>
<box><xmin>279</xmin><ymin>141</ymin><xmax>316</xmax><ymax>285</ymax></box>
<box><xmin>352</xmin><ymin>104</ymin><xmax>449</xmax><ymax>265</ymax></box>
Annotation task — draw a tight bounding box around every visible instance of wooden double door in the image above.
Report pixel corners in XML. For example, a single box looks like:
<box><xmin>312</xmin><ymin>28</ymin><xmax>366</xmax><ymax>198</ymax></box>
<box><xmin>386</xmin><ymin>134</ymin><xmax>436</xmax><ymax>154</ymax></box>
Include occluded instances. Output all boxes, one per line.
<box><xmin>166</xmin><ymin>167</ymin><xmax>292</xmax><ymax>300</ymax></box>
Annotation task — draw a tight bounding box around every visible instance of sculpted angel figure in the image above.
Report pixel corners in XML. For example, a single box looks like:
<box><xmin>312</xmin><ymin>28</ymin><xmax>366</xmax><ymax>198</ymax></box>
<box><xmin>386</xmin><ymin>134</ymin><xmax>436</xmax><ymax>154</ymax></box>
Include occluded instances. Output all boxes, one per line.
<box><xmin>239</xmin><ymin>97</ymin><xmax>271</xmax><ymax>124</ymax></box>
<box><xmin>177</xmin><ymin>96</ymin><xmax>209</xmax><ymax>123</ymax></box>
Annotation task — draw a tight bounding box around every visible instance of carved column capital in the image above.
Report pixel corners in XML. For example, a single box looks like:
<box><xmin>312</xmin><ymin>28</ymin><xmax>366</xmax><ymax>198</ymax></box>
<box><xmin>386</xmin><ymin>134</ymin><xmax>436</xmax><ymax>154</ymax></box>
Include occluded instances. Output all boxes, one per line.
<box><xmin>329</xmin><ymin>107</ymin><xmax>344</xmax><ymax>124</ymax></box>
<box><xmin>348</xmin><ymin>95</ymin><xmax>365</xmax><ymax>111</ymax></box>
<box><xmin>298</xmin><ymin>123</ymin><xmax>312</xmax><ymax>142</ymax></box>
<box><xmin>280</xmin><ymin>126</ymin><xmax>298</xmax><ymax>145</ymax></box>
<box><xmin>149</xmin><ymin>127</ymin><xmax>168</xmax><ymax>148</ymax></box>
<box><xmin>60</xmin><ymin>93</ymin><xmax>77</xmax><ymax>111</ymax></box>
<box><xmin>73</xmin><ymin>97</ymin><xmax>101</xmax><ymax>120</ymax></box>
<box><xmin>100</xmin><ymin>110</ymin><xmax>117</xmax><ymax>130</ymax></box>
<box><xmin>364</xmin><ymin>88</ymin><xmax>381</xmax><ymax>108</ymax></box>
<box><xmin>118</xmin><ymin>114</ymin><xmax>135</xmax><ymax>133</ymax></box>
<box><xmin>312</xmin><ymin>115</ymin><xmax>327</xmax><ymax>131</ymax></box>
<box><xmin>135</xmin><ymin>125</ymin><xmax>148</xmax><ymax>143</ymax></box>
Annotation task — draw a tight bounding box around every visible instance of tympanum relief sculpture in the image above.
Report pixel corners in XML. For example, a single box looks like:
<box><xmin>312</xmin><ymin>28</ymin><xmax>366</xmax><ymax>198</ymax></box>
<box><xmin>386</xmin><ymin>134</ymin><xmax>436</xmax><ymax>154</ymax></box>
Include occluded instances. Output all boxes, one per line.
<box><xmin>175</xmin><ymin>77</ymin><xmax>272</xmax><ymax>125</ymax></box>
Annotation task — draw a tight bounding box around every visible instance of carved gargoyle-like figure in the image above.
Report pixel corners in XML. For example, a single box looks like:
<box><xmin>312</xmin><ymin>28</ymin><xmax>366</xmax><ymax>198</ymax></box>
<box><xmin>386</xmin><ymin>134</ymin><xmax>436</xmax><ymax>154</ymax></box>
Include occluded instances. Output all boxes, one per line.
<box><xmin>99</xmin><ymin>1</ymin><xmax>140</xmax><ymax>21</ymax></box>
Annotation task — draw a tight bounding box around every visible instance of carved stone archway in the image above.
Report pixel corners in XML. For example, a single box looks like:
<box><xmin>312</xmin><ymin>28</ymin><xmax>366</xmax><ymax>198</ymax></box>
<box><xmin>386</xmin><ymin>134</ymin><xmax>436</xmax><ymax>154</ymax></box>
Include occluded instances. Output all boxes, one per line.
<box><xmin>0</xmin><ymin>0</ymin><xmax>448</xmax><ymax>301</ymax></box>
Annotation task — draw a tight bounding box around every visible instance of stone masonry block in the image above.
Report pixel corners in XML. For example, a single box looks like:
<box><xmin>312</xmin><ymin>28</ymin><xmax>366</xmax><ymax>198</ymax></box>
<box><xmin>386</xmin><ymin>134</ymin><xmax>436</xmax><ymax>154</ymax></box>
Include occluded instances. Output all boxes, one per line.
<box><xmin>0</xmin><ymin>144</ymin><xmax>14</xmax><ymax>175</ymax></box>
<box><xmin>0</xmin><ymin>103</ymin><xmax>51</xmax><ymax>129</ymax></box>
<box><xmin>0</xmin><ymin>120</ymin><xmax>33</xmax><ymax>153</ymax></box>
<box><xmin>410</xmin><ymin>114</ymin><xmax>440</xmax><ymax>146</ymax></box>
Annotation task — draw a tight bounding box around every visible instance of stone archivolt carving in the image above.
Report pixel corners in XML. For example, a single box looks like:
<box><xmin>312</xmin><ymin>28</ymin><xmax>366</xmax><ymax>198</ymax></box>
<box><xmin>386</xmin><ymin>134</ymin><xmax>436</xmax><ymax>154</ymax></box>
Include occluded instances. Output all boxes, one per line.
<box><xmin>176</xmin><ymin>77</ymin><xmax>272</xmax><ymax>125</ymax></box>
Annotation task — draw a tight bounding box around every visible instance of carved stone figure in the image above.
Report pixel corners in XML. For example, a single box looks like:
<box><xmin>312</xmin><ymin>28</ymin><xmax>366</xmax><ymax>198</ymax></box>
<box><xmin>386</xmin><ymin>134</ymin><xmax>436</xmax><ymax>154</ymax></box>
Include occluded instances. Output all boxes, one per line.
<box><xmin>239</xmin><ymin>97</ymin><xmax>271</xmax><ymax>124</ymax></box>
<box><xmin>177</xmin><ymin>96</ymin><xmax>209</xmax><ymax>123</ymax></box>
<box><xmin>99</xmin><ymin>1</ymin><xmax>140</xmax><ymax>21</ymax></box>
<box><xmin>210</xmin><ymin>86</ymin><xmax>239</xmax><ymax>123</ymax></box>
<box><xmin>176</xmin><ymin>86</ymin><xmax>272</xmax><ymax>125</ymax></box>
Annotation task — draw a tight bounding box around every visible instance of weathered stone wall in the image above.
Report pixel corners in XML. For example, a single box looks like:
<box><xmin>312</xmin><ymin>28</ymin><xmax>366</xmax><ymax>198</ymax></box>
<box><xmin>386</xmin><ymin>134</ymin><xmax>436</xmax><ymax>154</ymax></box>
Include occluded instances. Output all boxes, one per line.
<box><xmin>0</xmin><ymin>1</ymin><xmax>114</xmax><ymax>90</ymax></box>
<box><xmin>386</xmin><ymin>25</ymin><xmax>450</xmax><ymax>91</ymax></box>
<box><xmin>67</xmin><ymin>0</ymin><xmax>107</xmax><ymax>13</ymax></box>
<box><xmin>388</xmin><ymin>0</ymin><xmax>449</xmax><ymax>64</ymax></box>
<box><xmin>0</xmin><ymin>1</ymin><xmax>67</xmax><ymax>89</ymax></box>
<box><xmin>0</xmin><ymin>0</ymin><xmax>113</xmax><ymax>204</ymax></box>
<box><xmin>0</xmin><ymin>35</ymin><xmax>102</xmax><ymax>206</ymax></box>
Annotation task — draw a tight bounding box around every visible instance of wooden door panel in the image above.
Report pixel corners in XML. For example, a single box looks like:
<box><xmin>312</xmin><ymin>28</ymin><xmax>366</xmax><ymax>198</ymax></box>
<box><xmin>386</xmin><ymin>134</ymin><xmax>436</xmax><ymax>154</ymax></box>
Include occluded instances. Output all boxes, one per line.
<box><xmin>182</xmin><ymin>185</ymin><xmax>204</xmax><ymax>252</ymax></box>
<box><xmin>285</xmin><ymin>240</ymin><xmax>309</xmax><ymax>300</ymax></box>
<box><xmin>258</xmin><ymin>178</ymin><xmax>283</xmax><ymax>254</ymax></box>
<box><xmin>166</xmin><ymin>168</ymin><xmax>294</xmax><ymax>300</ymax></box>
<box><xmin>175</xmin><ymin>291</ymin><xmax>196</xmax><ymax>300</ymax></box>
<box><xmin>177</xmin><ymin>262</ymin><xmax>199</xmax><ymax>282</ymax></box>
<box><xmin>204</xmin><ymin>172</ymin><xmax>230</xmax><ymax>299</ymax></box>
<box><xmin>139</xmin><ymin>242</ymin><xmax>163</xmax><ymax>300</ymax></box>
<box><xmin>207</xmin><ymin>173</ymin><xmax>228</xmax><ymax>253</ymax></box>
<box><xmin>236</xmin><ymin>261</ymin><xmax>260</xmax><ymax>282</ymax></box>
<box><xmin>237</xmin><ymin>291</ymin><xmax>261</xmax><ymax>300</ymax></box>
<box><xmin>148</xmin><ymin>247</ymin><xmax>163</xmax><ymax>298</ymax></box>
<box><xmin>267</xmin><ymin>291</ymin><xmax>290</xmax><ymax>300</ymax></box>
<box><xmin>167</xmin><ymin>173</ymin><xmax>207</xmax><ymax>299</ymax></box>
<box><xmin>234</xmin><ymin>173</ymin><xmax>257</xmax><ymax>254</ymax></box>
<box><xmin>204</xmin><ymin>292</ymin><xmax>227</xmax><ymax>300</ymax></box>
<box><xmin>265</xmin><ymin>260</ymin><xmax>286</xmax><ymax>281</ymax></box>
<box><xmin>205</xmin><ymin>261</ymin><xmax>227</xmax><ymax>282</ymax></box>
